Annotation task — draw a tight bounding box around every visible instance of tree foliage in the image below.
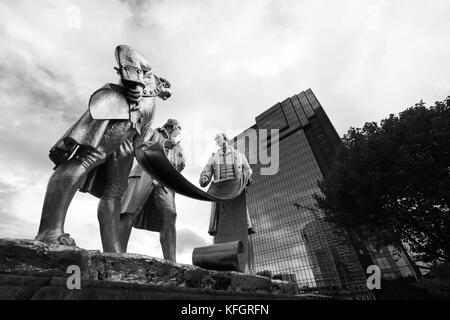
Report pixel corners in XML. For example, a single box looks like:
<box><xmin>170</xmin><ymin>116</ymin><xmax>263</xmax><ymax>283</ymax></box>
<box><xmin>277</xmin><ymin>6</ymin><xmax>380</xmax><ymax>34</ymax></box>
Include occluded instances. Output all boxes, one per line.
<box><xmin>315</xmin><ymin>97</ymin><xmax>450</xmax><ymax>263</ymax></box>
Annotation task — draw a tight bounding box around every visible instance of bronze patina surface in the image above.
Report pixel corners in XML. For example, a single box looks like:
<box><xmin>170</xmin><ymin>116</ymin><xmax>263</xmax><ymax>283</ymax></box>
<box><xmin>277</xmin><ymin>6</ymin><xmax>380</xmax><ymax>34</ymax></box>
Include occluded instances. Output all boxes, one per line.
<box><xmin>35</xmin><ymin>45</ymin><xmax>171</xmax><ymax>254</ymax></box>
<box><xmin>120</xmin><ymin>120</ymin><xmax>185</xmax><ymax>262</ymax></box>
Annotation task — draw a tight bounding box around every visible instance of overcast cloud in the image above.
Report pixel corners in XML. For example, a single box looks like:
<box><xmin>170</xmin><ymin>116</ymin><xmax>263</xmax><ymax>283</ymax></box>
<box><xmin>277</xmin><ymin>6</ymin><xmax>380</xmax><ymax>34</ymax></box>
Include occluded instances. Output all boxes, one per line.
<box><xmin>0</xmin><ymin>0</ymin><xmax>449</xmax><ymax>264</ymax></box>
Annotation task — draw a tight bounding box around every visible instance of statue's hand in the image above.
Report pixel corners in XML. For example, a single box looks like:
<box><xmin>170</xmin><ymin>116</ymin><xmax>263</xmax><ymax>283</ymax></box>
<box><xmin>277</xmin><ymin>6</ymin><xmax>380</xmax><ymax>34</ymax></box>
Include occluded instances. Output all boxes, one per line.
<box><xmin>126</xmin><ymin>86</ymin><xmax>143</xmax><ymax>105</ymax></box>
<box><xmin>199</xmin><ymin>174</ymin><xmax>210</xmax><ymax>187</ymax></box>
<box><xmin>159</xmin><ymin>77</ymin><xmax>171</xmax><ymax>89</ymax></box>
<box><xmin>157</xmin><ymin>77</ymin><xmax>172</xmax><ymax>100</ymax></box>
<box><xmin>49</xmin><ymin>149</ymin><xmax>70</xmax><ymax>167</ymax></box>
<box><xmin>137</xmin><ymin>141</ymin><xmax>152</xmax><ymax>151</ymax></box>
<box><xmin>164</xmin><ymin>139</ymin><xmax>179</xmax><ymax>150</ymax></box>
<box><xmin>158</xmin><ymin>87</ymin><xmax>172</xmax><ymax>100</ymax></box>
<box><xmin>177</xmin><ymin>161</ymin><xmax>186</xmax><ymax>173</ymax></box>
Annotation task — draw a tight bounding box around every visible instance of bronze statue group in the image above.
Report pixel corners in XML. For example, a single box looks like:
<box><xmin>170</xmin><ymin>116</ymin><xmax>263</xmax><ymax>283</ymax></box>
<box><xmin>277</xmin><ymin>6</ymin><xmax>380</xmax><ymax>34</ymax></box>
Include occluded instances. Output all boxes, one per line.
<box><xmin>35</xmin><ymin>45</ymin><xmax>252</xmax><ymax>263</ymax></box>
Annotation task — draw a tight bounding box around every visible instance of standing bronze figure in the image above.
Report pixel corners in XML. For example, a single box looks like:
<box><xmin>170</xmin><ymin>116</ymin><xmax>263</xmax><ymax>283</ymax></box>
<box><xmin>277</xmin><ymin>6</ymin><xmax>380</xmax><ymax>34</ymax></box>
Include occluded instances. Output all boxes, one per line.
<box><xmin>35</xmin><ymin>45</ymin><xmax>171</xmax><ymax>253</ymax></box>
<box><xmin>200</xmin><ymin>133</ymin><xmax>254</xmax><ymax>236</ymax></box>
<box><xmin>193</xmin><ymin>133</ymin><xmax>254</xmax><ymax>272</ymax></box>
<box><xmin>119</xmin><ymin>119</ymin><xmax>185</xmax><ymax>262</ymax></box>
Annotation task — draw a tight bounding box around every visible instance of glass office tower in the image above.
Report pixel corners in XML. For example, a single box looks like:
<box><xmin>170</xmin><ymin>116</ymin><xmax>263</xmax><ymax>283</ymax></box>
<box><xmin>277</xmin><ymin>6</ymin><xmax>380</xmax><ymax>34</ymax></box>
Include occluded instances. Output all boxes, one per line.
<box><xmin>232</xmin><ymin>89</ymin><xmax>417</xmax><ymax>299</ymax></box>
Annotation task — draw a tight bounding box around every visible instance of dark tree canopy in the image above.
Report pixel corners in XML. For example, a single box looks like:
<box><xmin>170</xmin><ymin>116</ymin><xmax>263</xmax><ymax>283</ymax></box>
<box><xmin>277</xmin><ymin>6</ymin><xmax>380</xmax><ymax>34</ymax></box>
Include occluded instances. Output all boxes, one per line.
<box><xmin>315</xmin><ymin>97</ymin><xmax>450</xmax><ymax>263</ymax></box>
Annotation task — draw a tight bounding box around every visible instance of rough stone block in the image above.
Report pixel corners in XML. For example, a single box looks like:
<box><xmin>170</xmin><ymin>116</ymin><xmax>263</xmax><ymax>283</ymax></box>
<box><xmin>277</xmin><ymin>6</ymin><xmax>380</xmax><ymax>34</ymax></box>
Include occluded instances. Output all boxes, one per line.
<box><xmin>0</xmin><ymin>238</ymin><xmax>322</xmax><ymax>300</ymax></box>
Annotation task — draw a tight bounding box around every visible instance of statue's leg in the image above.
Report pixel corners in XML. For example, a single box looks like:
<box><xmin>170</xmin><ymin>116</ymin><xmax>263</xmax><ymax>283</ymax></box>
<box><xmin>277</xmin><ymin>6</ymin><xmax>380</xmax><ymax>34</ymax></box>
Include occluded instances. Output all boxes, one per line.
<box><xmin>36</xmin><ymin>149</ymin><xmax>106</xmax><ymax>244</ymax></box>
<box><xmin>119</xmin><ymin>172</ymin><xmax>154</xmax><ymax>252</ymax></box>
<box><xmin>36</xmin><ymin>160</ymin><xmax>87</xmax><ymax>243</ymax></box>
<box><xmin>97</xmin><ymin>133</ymin><xmax>135</xmax><ymax>253</ymax></box>
<box><xmin>119</xmin><ymin>212</ymin><xmax>137</xmax><ymax>252</ymax></box>
<box><xmin>97</xmin><ymin>197</ymin><xmax>124</xmax><ymax>253</ymax></box>
<box><xmin>154</xmin><ymin>187</ymin><xmax>177</xmax><ymax>262</ymax></box>
<box><xmin>160</xmin><ymin>223</ymin><xmax>177</xmax><ymax>262</ymax></box>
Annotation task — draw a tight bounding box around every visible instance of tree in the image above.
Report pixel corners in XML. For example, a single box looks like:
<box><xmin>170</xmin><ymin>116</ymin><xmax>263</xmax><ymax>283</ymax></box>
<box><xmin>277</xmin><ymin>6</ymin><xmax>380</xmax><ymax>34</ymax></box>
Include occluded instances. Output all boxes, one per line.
<box><xmin>314</xmin><ymin>97</ymin><xmax>450</xmax><ymax>263</ymax></box>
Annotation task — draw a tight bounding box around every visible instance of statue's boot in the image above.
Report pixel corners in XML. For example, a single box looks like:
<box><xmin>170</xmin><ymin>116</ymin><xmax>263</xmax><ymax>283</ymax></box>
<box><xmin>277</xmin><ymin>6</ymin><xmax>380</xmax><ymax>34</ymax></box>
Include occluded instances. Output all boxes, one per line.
<box><xmin>36</xmin><ymin>158</ymin><xmax>90</xmax><ymax>245</ymax></box>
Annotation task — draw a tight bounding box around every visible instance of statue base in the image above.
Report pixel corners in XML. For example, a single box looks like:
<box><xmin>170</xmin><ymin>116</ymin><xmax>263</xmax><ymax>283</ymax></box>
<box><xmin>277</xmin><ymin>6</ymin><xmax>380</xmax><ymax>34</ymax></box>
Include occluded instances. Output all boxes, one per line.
<box><xmin>0</xmin><ymin>239</ymin><xmax>324</xmax><ymax>300</ymax></box>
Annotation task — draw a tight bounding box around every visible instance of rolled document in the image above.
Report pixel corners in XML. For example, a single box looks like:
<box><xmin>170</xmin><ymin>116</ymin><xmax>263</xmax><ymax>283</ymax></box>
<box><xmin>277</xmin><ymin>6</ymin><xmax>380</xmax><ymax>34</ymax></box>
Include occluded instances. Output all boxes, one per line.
<box><xmin>192</xmin><ymin>240</ymin><xmax>245</xmax><ymax>272</ymax></box>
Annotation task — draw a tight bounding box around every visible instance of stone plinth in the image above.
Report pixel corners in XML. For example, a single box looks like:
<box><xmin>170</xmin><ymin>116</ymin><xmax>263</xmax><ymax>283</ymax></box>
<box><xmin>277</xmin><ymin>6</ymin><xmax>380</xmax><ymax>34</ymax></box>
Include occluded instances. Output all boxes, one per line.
<box><xmin>0</xmin><ymin>239</ymin><xmax>321</xmax><ymax>300</ymax></box>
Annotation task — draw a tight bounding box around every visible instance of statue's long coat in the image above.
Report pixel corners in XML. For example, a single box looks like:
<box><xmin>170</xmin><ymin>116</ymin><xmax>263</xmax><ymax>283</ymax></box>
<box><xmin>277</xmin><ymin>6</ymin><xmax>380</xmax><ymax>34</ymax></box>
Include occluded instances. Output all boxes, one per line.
<box><xmin>48</xmin><ymin>83</ymin><xmax>156</xmax><ymax>198</ymax></box>
<box><xmin>199</xmin><ymin>148</ymin><xmax>254</xmax><ymax>236</ymax></box>
<box><xmin>120</xmin><ymin>128</ymin><xmax>185</xmax><ymax>232</ymax></box>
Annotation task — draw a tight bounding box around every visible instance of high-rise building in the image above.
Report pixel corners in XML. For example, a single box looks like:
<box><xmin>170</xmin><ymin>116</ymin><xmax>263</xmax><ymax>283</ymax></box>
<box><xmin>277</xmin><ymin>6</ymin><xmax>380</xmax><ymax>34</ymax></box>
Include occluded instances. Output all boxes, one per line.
<box><xmin>232</xmin><ymin>89</ymin><xmax>418</xmax><ymax>299</ymax></box>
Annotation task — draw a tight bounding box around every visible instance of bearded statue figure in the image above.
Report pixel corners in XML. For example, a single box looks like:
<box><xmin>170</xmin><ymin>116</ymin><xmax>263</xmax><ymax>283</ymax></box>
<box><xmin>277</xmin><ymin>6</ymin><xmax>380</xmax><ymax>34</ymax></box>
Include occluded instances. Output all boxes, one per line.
<box><xmin>35</xmin><ymin>45</ymin><xmax>172</xmax><ymax>253</ymax></box>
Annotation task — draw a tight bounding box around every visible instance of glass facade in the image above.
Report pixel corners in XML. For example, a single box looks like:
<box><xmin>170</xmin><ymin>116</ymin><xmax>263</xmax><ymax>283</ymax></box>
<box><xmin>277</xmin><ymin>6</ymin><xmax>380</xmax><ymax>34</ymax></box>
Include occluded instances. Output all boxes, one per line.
<box><xmin>368</xmin><ymin>244</ymin><xmax>417</xmax><ymax>280</ymax></box>
<box><xmin>233</xmin><ymin>89</ymin><xmax>417</xmax><ymax>299</ymax></box>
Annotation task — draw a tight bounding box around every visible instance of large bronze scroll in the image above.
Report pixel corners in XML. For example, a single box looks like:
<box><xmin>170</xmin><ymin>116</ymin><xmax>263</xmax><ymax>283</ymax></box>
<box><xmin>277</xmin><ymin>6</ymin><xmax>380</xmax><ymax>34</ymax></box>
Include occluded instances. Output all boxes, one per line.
<box><xmin>135</xmin><ymin>141</ymin><xmax>248</xmax><ymax>201</ymax></box>
<box><xmin>135</xmin><ymin>136</ymin><xmax>251</xmax><ymax>272</ymax></box>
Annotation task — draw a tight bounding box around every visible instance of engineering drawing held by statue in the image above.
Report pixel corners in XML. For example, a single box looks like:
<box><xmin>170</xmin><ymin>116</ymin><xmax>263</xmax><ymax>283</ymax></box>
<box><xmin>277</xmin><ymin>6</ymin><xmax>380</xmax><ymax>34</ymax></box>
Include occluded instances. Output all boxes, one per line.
<box><xmin>35</xmin><ymin>45</ymin><xmax>172</xmax><ymax>253</ymax></box>
<box><xmin>119</xmin><ymin>119</ymin><xmax>185</xmax><ymax>262</ymax></box>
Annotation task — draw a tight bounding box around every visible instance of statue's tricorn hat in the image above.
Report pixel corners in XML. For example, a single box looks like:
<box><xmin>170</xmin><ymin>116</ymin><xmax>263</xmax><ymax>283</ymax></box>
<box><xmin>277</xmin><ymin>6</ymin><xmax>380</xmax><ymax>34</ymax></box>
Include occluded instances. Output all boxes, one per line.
<box><xmin>114</xmin><ymin>44</ymin><xmax>152</xmax><ymax>88</ymax></box>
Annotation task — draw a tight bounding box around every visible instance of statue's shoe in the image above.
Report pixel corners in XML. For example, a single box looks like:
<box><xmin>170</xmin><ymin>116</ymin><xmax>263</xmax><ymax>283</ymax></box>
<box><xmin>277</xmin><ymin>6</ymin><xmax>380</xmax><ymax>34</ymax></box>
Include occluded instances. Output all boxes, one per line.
<box><xmin>35</xmin><ymin>232</ymin><xmax>77</xmax><ymax>247</ymax></box>
<box><xmin>56</xmin><ymin>233</ymin><xmax>77</xmax><ymax>246</ymax></box>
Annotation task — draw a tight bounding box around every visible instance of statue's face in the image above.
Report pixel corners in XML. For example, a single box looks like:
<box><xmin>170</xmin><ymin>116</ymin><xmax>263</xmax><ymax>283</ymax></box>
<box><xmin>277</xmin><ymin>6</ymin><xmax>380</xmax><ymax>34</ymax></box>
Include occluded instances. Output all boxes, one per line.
<box><xmin>215</xmin><ymin>134</ymin><xmax>225</xmax><ymax>146</ymax></box>
<box><xmin>172</xmin><ymin>127</ymin><xmax>181</xmax><ymax>139</ymax></box>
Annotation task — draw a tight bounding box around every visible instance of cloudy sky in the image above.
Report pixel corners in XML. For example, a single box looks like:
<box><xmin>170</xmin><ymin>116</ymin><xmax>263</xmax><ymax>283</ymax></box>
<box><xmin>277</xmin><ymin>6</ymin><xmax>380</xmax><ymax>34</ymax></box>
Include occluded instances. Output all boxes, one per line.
<box><xmin>0</xmin><ymin>0</ymin><xmax>449</xmax><ymax>264</ymax></box>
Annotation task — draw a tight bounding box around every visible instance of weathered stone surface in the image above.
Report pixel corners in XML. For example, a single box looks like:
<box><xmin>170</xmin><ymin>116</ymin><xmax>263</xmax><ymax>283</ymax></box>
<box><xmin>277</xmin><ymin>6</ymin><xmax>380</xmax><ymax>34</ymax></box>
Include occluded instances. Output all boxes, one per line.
<box><xmin>0</xmin><ymin>275</ymin><xmax>315</xmax><ymax>300</ymax></box>
<box><xmin>0</xmin><ymin>239</ymin><xmax>90</xmax><ymax>278</ymax></box>
<box><xmin>0</xmin><ymin>239</ymin><xmax>321</xmax><ymax>300</ymax></box>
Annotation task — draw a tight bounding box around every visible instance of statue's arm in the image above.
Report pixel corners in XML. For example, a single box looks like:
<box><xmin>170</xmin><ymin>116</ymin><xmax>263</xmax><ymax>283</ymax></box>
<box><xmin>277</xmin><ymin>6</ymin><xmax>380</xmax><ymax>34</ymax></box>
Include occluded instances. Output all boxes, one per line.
<box><xmin>199</xmin><ymin>156</ymin><xmax>214</xmax><ymax>187</ymax></box>
<box><xmin>175</xmin><ymin>145</ymin><xmax>186</xmax><ymax>173</ymax></box>
<box><xmin>135</xmin><ymin>121</ymin><xmax>156</xmax><ymax>149</ymax></box>
<box><xmin>241</xmin><ymin>154</ymin><xmax>253</xmax><ymax>184</ymax></box>
<box><xmin>155</xmin><ymin>76</ymin><xmax>172</xmax><ymax>101</ymax></box>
